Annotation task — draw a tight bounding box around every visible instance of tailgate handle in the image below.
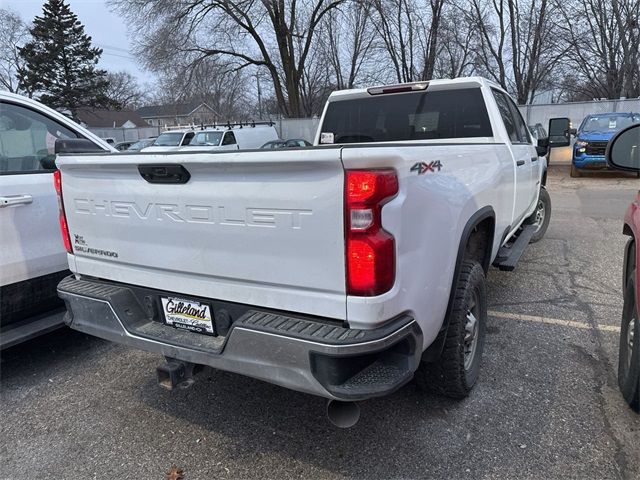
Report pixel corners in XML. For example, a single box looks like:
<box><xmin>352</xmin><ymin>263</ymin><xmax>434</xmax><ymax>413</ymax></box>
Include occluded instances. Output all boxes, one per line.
<box><xmin>138</xmin><ymin>164</ymin><xmax>191</xmax><ymax>184</ymax></box>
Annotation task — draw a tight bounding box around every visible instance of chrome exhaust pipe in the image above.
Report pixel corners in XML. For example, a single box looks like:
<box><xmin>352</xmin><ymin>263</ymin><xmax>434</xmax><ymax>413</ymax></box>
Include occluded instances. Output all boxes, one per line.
<box><xmin>326</xmin><ymin>400</ymin><xmax>361</xmax><ymax>428</ymax></box>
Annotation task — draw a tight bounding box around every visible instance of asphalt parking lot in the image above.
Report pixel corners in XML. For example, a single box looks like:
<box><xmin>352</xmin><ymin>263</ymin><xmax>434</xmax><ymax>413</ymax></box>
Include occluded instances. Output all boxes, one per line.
<box><xmin>1</xmin><ymin>165</ymin><xmax>639</xmax><ymax>480</ymax></box>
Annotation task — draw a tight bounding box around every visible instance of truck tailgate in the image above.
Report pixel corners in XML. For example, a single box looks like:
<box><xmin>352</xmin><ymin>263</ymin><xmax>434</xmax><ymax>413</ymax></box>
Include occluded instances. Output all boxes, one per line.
<box><xmin>57</xmin><ymin>149</ymin><xmax>347</xmax><ymax>320</ymax></box>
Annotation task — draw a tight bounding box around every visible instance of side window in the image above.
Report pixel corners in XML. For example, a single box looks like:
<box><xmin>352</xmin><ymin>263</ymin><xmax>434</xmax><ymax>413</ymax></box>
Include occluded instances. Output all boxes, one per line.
<box><xmin>0</xmin><ymin>101</ymin><xmax>80</xmax><ymax>173</ymax></box>
<box><xmin>181</xmin><ymin>132</ymin><xmax>195</xmax><ymax>145</ymax></box>
<box><xmin>222</xmin><ymin>131</ymin><xmax>237</xmax><ymax>145</ymax></box>
<box><xmin>505</xmin><ymin>96</ymin><xmax>531</xmax><ymax>144</ymax></box>
<box><xmin>492</xmin><ymin>90</ymin><xmax>518</xmax><ymax>143</ymax></box>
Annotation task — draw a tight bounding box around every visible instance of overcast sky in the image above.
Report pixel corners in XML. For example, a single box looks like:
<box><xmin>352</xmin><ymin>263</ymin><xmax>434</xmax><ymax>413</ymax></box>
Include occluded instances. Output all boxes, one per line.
<box><xmin>3</xmin><ymin>0</ymin><xmax>152</xmax><ymax>83</ymax></box>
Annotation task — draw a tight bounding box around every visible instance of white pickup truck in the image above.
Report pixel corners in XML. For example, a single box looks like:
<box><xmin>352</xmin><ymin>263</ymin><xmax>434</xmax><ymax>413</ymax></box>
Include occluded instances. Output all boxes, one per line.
<box><xmin>55</xmin><ymin>77</ymin><xmax>551</xmax><ymax>426</ymax></box>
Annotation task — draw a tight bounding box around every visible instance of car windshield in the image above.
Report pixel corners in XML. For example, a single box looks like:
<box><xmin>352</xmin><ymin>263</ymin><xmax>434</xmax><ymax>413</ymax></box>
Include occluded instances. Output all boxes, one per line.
<box><xmin>190</xmin><ymin>132</ymin><xmax>223</xmax><ymax>146</ymax></box>
<box><xmin>262</xmin><ymin>141</ymin><xmax>285</xmax><ymax>148</ymax></box>
<box><xmin>286</xmin><ymin>139</ymin><xmax>308</xmax><ymax>147</ymax></box>
<box><xmin>128</xmin><ymin>139</ymin><xmax>153</xmax><ymax>151</ymax></box>
<box><xmin>153</xmin><ymin>132</ymin><xmax>185</xmax><ymax>146</ymax></box>
<box><xmin>580</xmin><ymin>115</ymin><xmax>639</xmax><ymax>133</ymax></box>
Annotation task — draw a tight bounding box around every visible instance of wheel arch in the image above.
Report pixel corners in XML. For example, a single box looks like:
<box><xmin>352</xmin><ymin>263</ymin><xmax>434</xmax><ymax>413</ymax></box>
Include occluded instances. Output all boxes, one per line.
<box><xmin>622</xmin><ymin>226</ymin><xmax>636</xmax><ymax>292</ymax></box>
<box><xmin>421</xmin><ymin>206</ymin><xmax>495</xmax><ymax>362</ymax></box>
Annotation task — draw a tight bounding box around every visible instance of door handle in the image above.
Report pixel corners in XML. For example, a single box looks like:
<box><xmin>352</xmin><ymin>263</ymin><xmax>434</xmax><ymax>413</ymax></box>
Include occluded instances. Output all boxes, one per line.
<box><xmin>0</xmin><ymin>194</ymin><xmax>33</xmax><ymax>208</ymax></box>
<box><xmin>516</xmin><ymin>160</ymin><xmax>526</xmax><ymax>166</ymax></box>
<box><xmin>531</xmin><ymin>156</ymin><xmax>539</xmax><ymax>162</ymax></box>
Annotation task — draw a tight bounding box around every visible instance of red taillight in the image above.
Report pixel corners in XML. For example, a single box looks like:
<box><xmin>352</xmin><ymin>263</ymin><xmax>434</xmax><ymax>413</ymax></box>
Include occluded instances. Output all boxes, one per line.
<box><xmin>345</xmin><ymin>169</ymin><xmax>398</xmax><ymax>296</ymax></box>
<box><xmin>53</xmin><ymin>170</ymin><xmax>72</xmax><ymax>253</ymax></box>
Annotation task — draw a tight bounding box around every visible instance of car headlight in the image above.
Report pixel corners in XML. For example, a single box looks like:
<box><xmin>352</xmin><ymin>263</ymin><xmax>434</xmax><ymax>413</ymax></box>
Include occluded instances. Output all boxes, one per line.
<box><xmin>575</xmin><ymin>140</ymin><xmax>588</xmax><ymax>147</ymax></box>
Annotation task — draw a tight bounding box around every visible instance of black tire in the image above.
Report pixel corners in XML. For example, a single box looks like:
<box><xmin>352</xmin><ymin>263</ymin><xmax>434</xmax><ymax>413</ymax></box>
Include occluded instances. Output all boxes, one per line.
<box><xmin>570</xmin><ymin>164</ymin><xmax>581</xmax><ymax>177</ymax></box>
<box><xmin>415</xmin><ymin>260</ymin><xmax>487</xmax><ymax>398</ymax></box>
<box><xmin>618</xmin><ymin>271</ymin><xmax>640</xmax><ymax>413</ymax></box>
<box><xmin>527</xmin><ymin>187</ymin><xmax>551</xmax><ymax>243</ymax></box>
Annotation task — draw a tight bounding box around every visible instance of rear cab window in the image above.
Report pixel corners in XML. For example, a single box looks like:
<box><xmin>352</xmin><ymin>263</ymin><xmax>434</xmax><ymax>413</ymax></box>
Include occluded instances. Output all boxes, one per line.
<box><xmin>320</xmin><ymin>87</ymin><xmax>493</xmax><ymax>144</ymax></box>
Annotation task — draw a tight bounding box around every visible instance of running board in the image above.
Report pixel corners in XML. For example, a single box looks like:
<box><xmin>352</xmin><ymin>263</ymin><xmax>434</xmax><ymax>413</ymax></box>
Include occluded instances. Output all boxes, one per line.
<box><xmin>492</xmin><ymin>224</ymin><xmax>537</xmax><ymax>271</ymax></box>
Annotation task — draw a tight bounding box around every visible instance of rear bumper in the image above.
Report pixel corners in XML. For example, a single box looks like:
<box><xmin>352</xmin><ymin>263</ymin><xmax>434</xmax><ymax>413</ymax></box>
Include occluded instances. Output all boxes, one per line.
<box><xmin>58</xmin><ymin>276</ymin><xmax>422</xmax><ymax>400</ymax></box>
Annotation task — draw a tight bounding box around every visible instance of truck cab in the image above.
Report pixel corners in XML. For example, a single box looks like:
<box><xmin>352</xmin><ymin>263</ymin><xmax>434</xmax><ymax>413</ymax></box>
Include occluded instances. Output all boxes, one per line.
<box><xmin>571</xmin><ymin>112</ymin><xmax>640</xmax><ymax>177</ymax></box>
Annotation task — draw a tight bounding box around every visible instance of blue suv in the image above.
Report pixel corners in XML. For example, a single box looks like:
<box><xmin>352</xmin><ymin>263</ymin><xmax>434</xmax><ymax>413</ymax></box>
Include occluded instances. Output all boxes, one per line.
<box><xmin>571</xmin><ymin>112</ymin><xmax>640</xmax><ymax>177</ymax></box>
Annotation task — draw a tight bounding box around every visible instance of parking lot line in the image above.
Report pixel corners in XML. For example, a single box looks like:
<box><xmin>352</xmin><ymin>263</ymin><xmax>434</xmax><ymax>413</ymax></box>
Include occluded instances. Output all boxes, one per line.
<box><xmin>488</xmin><ymin>310</ymin><xmax>620</xmax><ymax>333</ymax></box>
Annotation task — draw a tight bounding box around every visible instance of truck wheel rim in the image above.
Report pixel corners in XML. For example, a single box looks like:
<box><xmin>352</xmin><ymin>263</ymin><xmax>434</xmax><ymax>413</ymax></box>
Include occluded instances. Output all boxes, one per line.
<box><xmin>464</xmin><ymin>292</ymin><xmax>480</xmax><ymax>370</ymax></box>
<box><xmin>533</xmin><ymin>199</ymin><xmax>545</xmax><ymax>232</ymax></box>
<box><xmin>627</xmin><ymin>315</ymin><xmax>636</xmax><ymax>372</ymax></box>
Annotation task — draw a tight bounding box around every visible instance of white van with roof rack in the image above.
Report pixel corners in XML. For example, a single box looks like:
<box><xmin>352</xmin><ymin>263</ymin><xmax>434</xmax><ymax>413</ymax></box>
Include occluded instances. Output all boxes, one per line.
<box><xmin>177</xmin><ymin>122</ymin><xmax>278</xmax><ymax>151</ymax></box>
<box><xmin>141</xmin><ymin>129</ymin><xmax>196</xmax><ymax>152</ymax></box>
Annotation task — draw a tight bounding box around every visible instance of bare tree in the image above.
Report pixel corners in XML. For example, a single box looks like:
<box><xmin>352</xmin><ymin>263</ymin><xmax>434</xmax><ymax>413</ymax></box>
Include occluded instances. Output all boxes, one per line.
<box><xmin>433</xmin><ymin>1</ymin><xmax>478</xmax><ymax>78</ymax></box>
<box><xmin>369</xmin><ymin>0</ymin><xmax>447</xmax><ymax>83</ymax></box>
<box><xmin>105</xmin><ymin>71</ymin><xmax>147</xmax><ymax>109</ymax></box>
<box><xmin>110</xmin><ymin>0</ymin><xmax>345</xmax><ymax>117</ymax></box>
<box><xmin>556</xmin><ymin>0</ymin><xmax>640</xmax><ymax>99</ymax></box>
<box><xmin>469</xmin><ymin>0</ymin><xmax>566</xmax><ymax>103</ymax></box>
<box><xmin>420</xmin><ymin>0</ymin><xmax>447</xmax><ymax>80</ymax></box>
<box><xmin>320</xmin><ymin>1</ymin><xmax>377</xmax><ymax>89</ymax></box>
<box><xmin>150</xmin><ymin>56</ymin><xmax>253</xmax><ymax>121</ymax></box>
<box><xmin>0</xmin><ymin>8</ymin><xmax>29</xmax><ymax>93</ymax></box>
<box><xmin>370</xmin><ymin>0</ymin><xmax>419</xmax><ymax>82</ymax></box>
<box><xmin>299</xmin><ymin>44</ymin><xmax>333</xmax><ymax>115</ymax></box>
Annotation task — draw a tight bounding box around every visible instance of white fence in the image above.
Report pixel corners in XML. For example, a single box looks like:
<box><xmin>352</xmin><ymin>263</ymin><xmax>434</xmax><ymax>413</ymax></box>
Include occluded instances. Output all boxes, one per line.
<box><xmin>274</xmin><ymin>118</ymin><xmax>320</xmax><ymax>142</ymax></box>
<box><xmin>88</xmin><ymin>126</ymin><xmax>162</xmax><ymax>143</ymax></box>
<box><xmin>519</xmin><ymin>98</ymin><xmax>640</xmax><ymax>131</ymax></box>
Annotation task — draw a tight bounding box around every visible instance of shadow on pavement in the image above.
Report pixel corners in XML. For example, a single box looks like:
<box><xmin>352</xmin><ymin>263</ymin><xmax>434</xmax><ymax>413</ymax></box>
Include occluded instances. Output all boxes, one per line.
<box><xmin>0</xmin><ymin>327</ymin><xmax>106</xmax><ymax>383</ymax></box>
<box><xmin>134</xmin><ymin>360</ymin><xmax>523</xmax><ymax>478</ymax></box>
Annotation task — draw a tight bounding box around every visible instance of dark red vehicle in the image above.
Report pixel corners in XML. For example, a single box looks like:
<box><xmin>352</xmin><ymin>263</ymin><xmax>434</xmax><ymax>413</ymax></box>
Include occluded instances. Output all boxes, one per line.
<box><xmin>607</xmin><ymin>123</ymin><xmax>640</xmax><ymax>412</ymax></box>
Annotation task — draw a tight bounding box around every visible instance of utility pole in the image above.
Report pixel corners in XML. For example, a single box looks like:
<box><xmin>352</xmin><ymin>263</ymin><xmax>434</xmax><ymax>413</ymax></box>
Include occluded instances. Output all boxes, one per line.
<box><xmin>256</xmin><ymin>72</ymin><xmax>262</xmax><ymax>120</ymax></box>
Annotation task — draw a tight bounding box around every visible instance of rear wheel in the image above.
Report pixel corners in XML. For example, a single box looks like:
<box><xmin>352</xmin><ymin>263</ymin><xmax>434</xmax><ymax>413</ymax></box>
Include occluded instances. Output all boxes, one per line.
<box><xmin>415</xmin><ymin>260</ymin><xmax>487</xmax><ymax>398</ymax></box>
<box><xmin>570</xmin><ymin>164</ymin><xmax>582</xmax><ymax>177</ymax></box>
<box><xmin>619</xmin><ymin>272</ymin><xmax>640</xmax><ymax>413</ymax></box>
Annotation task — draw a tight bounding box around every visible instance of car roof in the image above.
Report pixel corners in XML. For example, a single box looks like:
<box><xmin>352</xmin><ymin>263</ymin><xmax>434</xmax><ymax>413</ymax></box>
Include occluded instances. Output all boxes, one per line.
<box><xmin>585</xmin><ymin>112</ymin><xmax>638</xmax><ymax>118</ymax></box>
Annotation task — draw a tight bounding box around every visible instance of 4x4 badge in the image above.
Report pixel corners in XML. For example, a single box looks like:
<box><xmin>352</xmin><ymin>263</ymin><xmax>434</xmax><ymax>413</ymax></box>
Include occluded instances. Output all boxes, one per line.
<box><xmin>411</xmin><ymin>161</ymin><xmax>443</xmax><ymax>175</ymax></box>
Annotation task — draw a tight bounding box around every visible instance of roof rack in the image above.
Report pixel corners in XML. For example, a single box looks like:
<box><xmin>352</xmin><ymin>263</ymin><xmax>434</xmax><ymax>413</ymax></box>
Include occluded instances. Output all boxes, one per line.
<box><xmin>199</xmin><ymin>120</ymin><xmax>275</xmax><ymax>130</ymax></box>
<box><xmin>163</xmin><ymin>124</ymin><xmax>197</xmax><ymax>131</ymax></box>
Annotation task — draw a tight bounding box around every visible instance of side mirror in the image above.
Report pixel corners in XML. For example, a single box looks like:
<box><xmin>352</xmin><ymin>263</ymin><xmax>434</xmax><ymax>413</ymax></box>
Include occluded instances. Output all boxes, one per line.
<box><xmin>606</xmin><ymin>124</ymin><xmax>640</xmax><ymax>172</ymax></box>
<box><xmin>548</xmin><ymin>117</ymin><xmax>573</xmax><ymax>148</ymax></box>
<box><xmin>39</xmin><ymin>155</ymin><xmax>57</xmax><ymax>170</ymax></box>
<box><xmin>55</xmin><ymin>138</ymin><xmax>104</xmax><ymax>154</ymax></box>
<box><xmin>536</xmin><ymin>137</ymin><xmax>549</xmax><ymax>157</ymax></box>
